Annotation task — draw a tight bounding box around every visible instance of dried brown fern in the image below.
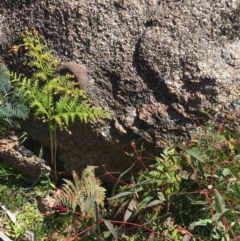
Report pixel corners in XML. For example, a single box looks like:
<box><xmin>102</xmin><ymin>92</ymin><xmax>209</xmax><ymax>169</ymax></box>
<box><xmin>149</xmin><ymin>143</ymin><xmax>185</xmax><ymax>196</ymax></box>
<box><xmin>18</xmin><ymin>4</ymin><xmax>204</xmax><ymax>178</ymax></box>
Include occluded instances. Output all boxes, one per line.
<box><xmin>58</xmin><ymin>166</ymin><xmax>106</xmax><ymax>214</ymax></box>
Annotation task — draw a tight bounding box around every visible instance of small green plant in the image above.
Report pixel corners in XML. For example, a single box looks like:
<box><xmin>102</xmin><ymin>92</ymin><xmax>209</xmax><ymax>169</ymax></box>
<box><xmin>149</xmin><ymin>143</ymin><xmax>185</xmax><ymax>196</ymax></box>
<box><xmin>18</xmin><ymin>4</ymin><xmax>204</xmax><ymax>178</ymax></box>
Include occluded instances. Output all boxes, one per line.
<box><xmin>40</xmin><ymin>166</ymin><xmax>111</xmax><ymax>241</ymax></box>
<box><xmin>4</xmin><ymin>204</ymin><xmax>44</xmax><ymax>240</ymax></box>
<box><xmin>9</xmin><ymin>27</ymin><xmax>110</xmax><ymax>178</ymax></box>
<box><xmin>173</xmin><ymin>111</ymin><xmax>240</xmax><ymax>240</ymax></box>
<box><xmin>4</xmin><ymin>222</ymin><xmax>25</xmax><ymax>240</ymax></box>
<box><xmin>107</xmin><ymin>143</ymin><xmax>183</xmax><ymax>241</ymax></box>
<box><xmin>0</xmin><ymin>64</ymin><xmax>28</xmax><ymax>131</ymax></box>
<box><xmin>5</xmin><ymin>110</ymin><xmax>240</xmax><ymax>240</ymax></box>
<box><xmin>59</xmin><ymin>166</ymin><xmax>106</xmax><ymax>213</ymax></box>
<box><xmin>103</xmin><ymin>111</ymin><xmax>240</xmax><ymax>240</ymax></box>
<box><xmin>0</xmin><ymin>162</ymin><xmax>53</xmax><ymax>240</ymax></box>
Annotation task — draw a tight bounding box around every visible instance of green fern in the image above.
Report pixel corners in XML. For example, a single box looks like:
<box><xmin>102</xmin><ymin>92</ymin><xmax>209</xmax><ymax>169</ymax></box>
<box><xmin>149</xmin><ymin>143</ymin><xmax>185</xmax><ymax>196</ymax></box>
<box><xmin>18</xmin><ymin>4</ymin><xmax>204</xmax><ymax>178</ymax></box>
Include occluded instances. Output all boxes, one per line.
<box><xmin>0</xmin><ymin>65</ymin><xmax>11</xmax><ymax>93</ymax></box>
<box><xmin>9</xmin><ymin>27</ymin><xmax>110</xmax><ymax>178</ymax></box>
<box><xmin>0</xmin><ymin>116</ymin><xmax>14</xmax><ymax>131</ymax></box>
<box><xmin>59</xmin><ymin>166</ymin><xmax>106</xmax><ymax>214</ymax></box>
<box><xmin>0</xmin><ymin>65</ymin><xmax>28</xmax><ymax>131</ymax></box>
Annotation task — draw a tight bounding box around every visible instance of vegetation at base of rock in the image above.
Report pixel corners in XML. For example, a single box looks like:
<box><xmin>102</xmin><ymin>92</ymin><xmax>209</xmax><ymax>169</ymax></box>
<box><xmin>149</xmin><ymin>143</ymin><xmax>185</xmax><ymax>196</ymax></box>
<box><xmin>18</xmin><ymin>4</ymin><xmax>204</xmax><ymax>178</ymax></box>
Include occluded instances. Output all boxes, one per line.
<box><xmin>0</xmin><ymin>161</ymin><xmax>53</xmax><ymax>240</ymax></box>
<box><xmin>119</xmin><ymin>111</ymin><xmax>240</xmax><ymax>241</ymax></box>
<box><xmin>0</xmin><ymin>65</ymin><xmax>28</xmax><ymax>131</ymax></box>
<box><xmin>0</xmin><ymin>24</ymin><xmax>239</xmax><ymax>241</ymax></box>
<box><xmin>1</xmin><ymin>111</ymin><xmax>240</xmax><ymax>240</ymax></box>
<box><xmin>59</xmin><ymin>166</ymin><xmax>106</xmax><ymax>213</ymax></box>
<box><xmin>9</xmin><ymin>27</ymin><xmax>110</xmax><ymax>178</ymax></box>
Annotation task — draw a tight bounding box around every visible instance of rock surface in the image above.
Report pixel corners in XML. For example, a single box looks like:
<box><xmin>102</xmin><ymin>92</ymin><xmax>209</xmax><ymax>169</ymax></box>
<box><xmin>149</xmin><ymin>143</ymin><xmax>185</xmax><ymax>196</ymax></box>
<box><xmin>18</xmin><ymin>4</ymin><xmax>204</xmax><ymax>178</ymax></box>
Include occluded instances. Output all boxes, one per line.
<box><xmin>0</xmin><ymin>0</ymin><xmax>239</xmax><ymax>176</ymax></box>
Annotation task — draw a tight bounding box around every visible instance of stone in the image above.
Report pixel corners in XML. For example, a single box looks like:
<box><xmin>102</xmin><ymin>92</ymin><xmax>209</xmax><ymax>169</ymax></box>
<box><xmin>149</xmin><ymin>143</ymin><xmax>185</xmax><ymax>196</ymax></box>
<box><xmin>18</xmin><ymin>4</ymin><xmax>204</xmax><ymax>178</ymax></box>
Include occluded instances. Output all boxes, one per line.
<box><xmin>0</xmin><ymin>0</ymin><xmax>239</xmax><ymax>177</ymax></box>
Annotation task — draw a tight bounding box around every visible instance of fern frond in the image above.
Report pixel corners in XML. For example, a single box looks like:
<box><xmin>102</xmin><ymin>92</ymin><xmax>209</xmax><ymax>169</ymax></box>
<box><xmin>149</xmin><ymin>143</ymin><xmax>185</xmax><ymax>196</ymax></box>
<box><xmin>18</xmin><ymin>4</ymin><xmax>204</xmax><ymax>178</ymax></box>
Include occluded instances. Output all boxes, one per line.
<box><xmin>75</xmin><ymin>101</ymin><xmax>110</xmax><ymax>122</ymax></box>
<box><xmin>29</xmin><ymin>99</ymin><xmax>48</xmax><ymax>117</ymax></box>
<box><xmin>0</xmin><ymin>115</ymin><xmax>14</xmax><ymax>131</ymax></box>
<box><xmin>43</xmin><ymin>77</ymin><xmax>69</xmax><ymax>93</ymax></box>
<box><xmin>0</xmin><ymin>102</ymin><xmax>28</xmax><ymax>119</ymax></box>
<box><xmin>0</xmin><ymin>65</ymin><xmax>11</xmax><ymax>93</ymax></box>
<box><xmin>9</xmin><ymin>72</ymin><xmax>29</xmax><ymax>88</ymax></box>
<box><xmin>61</xmin><ymin>179</ymin><xmax>80</xmax><ymax>211</ymax></box>
<box><xmin>0</xmin><ymin>67</ymin><xmax>29</xmax><ymax>121</ymax></box>
<box><xmin>37</xmin><ymin>86</ymin><xmax>54</xmax><ymax>106</ymax></box>
<box><xmin>9</xmin><ymin>28</ymin><xmax>110</xmax><ymax>178</ymax></box>
<box><xmin>52</xmin><ymin>98</ymin><xmax>110</xmax><ymax>127</ymax></box>
<box><xmin>13</xmin><ymin>104</ymin><xmax>28</xmax><ymax>120</ymax></box>
<box><xmin>58</xmin><ymin>167</ymin><xmax>106</xmax><ymax>213</ymax></box>
<box><xmin>81</xmin><ymin>176</ymin><xmax>106</xmax><ymax>208</ymax></box>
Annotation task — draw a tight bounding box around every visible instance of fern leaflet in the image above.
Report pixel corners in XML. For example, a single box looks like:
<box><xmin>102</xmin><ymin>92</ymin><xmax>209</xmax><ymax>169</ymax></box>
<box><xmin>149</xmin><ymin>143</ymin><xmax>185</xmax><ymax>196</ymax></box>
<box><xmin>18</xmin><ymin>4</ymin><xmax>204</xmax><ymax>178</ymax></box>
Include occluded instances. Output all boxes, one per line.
<box><xmin>59</xmin><ymin>167</ymin><xmax>106</xmax><ymax>214</ymax></box>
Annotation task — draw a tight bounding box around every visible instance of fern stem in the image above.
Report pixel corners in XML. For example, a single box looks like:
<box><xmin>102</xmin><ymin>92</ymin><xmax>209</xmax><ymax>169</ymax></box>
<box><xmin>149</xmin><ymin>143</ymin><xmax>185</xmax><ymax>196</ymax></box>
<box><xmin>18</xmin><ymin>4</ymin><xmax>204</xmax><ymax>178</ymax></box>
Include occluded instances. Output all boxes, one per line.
<box><xmin>49</xmin><ymin>124</ymin><xmax>57</xmax><ymax>179</ymax></box>
<box><xmin>49</xmin><ymin>126</ymin><xmax>54</xmax><ymax>165</ymax></box>
<box><xmin>45</xmin><ymin>69</ymin><xmax>57</xmax><ymax>178</ymax></box>
<box><xmin>53</xmin><ymin>122</ymin><xmax>57</xmax><ymax>179</ymax></box>
<box><xmin>77</xmin><ymin>218</ymin><xmax>105</xmax><ymax>241</ymax></box>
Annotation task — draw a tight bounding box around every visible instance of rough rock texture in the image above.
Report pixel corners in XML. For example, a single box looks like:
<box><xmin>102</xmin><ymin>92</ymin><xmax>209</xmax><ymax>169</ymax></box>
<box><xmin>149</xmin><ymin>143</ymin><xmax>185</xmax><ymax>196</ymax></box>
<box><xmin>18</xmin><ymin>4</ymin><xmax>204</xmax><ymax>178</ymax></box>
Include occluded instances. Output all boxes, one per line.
<box><xmin>0</xmin><ymin>0</ymin><xmax>240</xmax><ymax>177</ymax></box>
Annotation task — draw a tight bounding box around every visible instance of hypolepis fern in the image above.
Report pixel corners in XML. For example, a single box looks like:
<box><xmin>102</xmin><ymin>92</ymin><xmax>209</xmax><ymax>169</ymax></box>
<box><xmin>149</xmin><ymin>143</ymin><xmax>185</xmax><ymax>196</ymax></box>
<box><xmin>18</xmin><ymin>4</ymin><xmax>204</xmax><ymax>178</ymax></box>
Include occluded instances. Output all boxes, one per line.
<box><xmin>9</xmin><ymin>27</ymin><xmax>110</xmax><ymax>178</ymax></box>
<box><xmin>58</xmin><ymin>166</ymin><xmax>106</xmax><ymax>214</ymax></box>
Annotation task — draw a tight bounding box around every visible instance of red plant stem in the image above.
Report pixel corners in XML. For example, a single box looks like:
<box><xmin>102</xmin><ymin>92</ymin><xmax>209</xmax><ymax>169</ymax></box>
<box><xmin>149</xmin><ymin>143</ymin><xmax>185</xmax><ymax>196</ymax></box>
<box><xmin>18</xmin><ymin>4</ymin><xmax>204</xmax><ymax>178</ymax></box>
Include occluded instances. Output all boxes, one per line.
<box><xmin>132</xmin><ymin>145</ymin><xmax>148</xmax><ymax>172</ymax></box>
<box><xmin>73</xmin><ymin>218</ymin><xmax>180</xmax><ymax>239</ymax></box>
<box><xmin>102</xmin><ymin>164</ymin><xmax>130</xmax><ymax>186</ymax></box>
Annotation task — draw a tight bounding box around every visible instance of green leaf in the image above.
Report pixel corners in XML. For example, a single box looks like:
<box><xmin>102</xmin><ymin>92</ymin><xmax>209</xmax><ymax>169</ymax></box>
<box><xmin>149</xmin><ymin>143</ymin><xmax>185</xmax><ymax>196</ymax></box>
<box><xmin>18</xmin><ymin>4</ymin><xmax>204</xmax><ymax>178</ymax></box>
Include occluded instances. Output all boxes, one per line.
<box><xmin>226</xmin><ymin>164</ymin><xmax>240</xmax><ymax>180</ymax></box>
<box><xmin>0</xmin><ymin>65</ymin><xmax>11</xmax><ymax>93</ymax></box>
<box><xmin>93</xmin><ymin>201</ymin><xmax>103</xmax><ymax>239</ymax></box>
<box><xmin>85</xmin><ymin>190</ymin><xmax>96</xmax><ymax>214</ymax></box>
<box><xmin>109</xmin><ymin>191</ymin><xmax>132</xmax><ymax>200</ymax></box>
<box><xmin>234</xmin><ymin>182</ymin><xmax>240</xmax><ymax>195</ymax></box>
<box><xmin>93</xmin><ymin>201</ymin><xmax>99</xmax><ymax>223</ymax></box>
<box><xmin>104</xmin><ymin>220</ymin><xmax>118</xmax><ymax>241</ymax></box>
<box><xmin>0</xmin><ymin>98</ymin><xmax>28</xmax><ymax>120</ymax></box>
<box><xmin>138</xmin><ymin>196</ymin><xmax>153</xmax><ymax>209</ymax></box>
<box><xmin>113</xmin><ymin>200</ymin><xmax>129</xmax><ymax>218</ymax></box>
<box><xmin>219</xmin><ymin>209</ymin><xmax>231</xmax><ymax>219</ymax></box>
<box><xmin>177</xmin><ymin>143</ymin><xmax>204</xmax><ymax>163</ymax></box>
<box><xmin>124</xmin><ymin>199</ymin><xmax>136</xmax><ymax>222</ymax></box>
<box><xmin>111</xmin><ymin>162</ymin><xmax>136</xmax><ymax>197</ymax></box>
<box><xmin>146</xmin><ymin>199</ymin><xmax>163</xmax><ymax>208</ymax></box>
<box><xmin>213</xmin><ymin>188</ymin><xmax>225</xmax><ymax>212</ymax></box>
<box><xmin>200</xmin><ymin>108</ymin><xmax>208</xmax><ymax>114</ymax></box>
<box><xmin>194</xmin><ymin>219</ymin><xmax>212</xmax><ymax>226</ymax></box>
<box><xmin>211</xmin><ymin>213</ymin><xmax>221</xmax><ymax>222</ymax></box>
<box><xmin>186</xmin><ymin>148</ymin><xmax>204</xmax><ymax>163</ymax></box>
<box><xmin>132</xmin><ymin>179</ymin><xmax>156</xmax><ymax>187</ymax></box>
<box><xmin>191</xmin><ymin>201</ymin><xmax>208</xmax><ymax>205</ymax></box>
